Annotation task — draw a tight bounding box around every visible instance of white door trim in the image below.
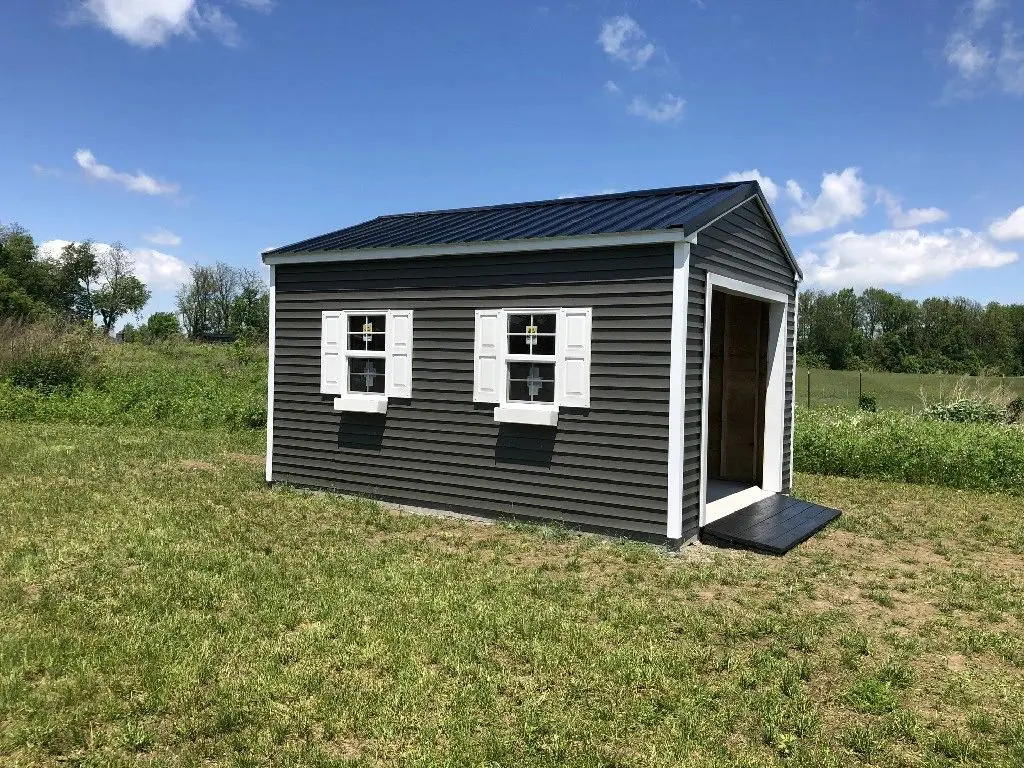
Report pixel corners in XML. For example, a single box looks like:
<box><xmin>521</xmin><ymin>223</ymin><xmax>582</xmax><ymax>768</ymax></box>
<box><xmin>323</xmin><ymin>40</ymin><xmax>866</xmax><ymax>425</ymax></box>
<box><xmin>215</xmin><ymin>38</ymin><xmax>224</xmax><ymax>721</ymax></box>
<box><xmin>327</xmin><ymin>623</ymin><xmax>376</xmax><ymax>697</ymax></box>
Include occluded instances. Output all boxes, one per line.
<box><xmin>265</xmin><ymin>264</ymin><xmax>276</xmax><ymax>483</ymax></box>
<box><xmin>666</xmin><ymin>241</ymin><xmax>690</xmax><ymax>540</ymax></box>
<box><xmin>699</xmin><ymin>271</ymin><xmax>789</xmax><ymax>526</ymax></box>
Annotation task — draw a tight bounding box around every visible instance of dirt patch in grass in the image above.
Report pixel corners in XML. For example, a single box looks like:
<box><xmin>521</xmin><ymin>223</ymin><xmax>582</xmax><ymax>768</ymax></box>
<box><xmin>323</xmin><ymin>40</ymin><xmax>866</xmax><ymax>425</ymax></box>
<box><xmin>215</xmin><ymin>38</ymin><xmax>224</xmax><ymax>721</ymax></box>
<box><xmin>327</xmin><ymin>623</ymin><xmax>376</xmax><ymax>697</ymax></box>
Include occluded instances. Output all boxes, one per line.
<box><xmin>163</xmin><ymin>458</ymin><xmax>218</xmax><ymax>472</ymax></box>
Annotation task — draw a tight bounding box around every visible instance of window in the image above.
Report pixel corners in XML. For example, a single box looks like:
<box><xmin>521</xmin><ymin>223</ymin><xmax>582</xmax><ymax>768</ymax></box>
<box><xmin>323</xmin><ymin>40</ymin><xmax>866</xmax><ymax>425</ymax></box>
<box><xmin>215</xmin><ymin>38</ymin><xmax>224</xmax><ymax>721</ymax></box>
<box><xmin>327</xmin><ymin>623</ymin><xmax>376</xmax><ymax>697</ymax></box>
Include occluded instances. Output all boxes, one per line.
<box><xmin>473</xmin><ymin>307</ymin><xmax>592</xmax><ymax>426</ymax></box>
<box><xmin>321</xmin><ymin>309</ymin><xmax>413</xmax><ymax>412</ymax></box>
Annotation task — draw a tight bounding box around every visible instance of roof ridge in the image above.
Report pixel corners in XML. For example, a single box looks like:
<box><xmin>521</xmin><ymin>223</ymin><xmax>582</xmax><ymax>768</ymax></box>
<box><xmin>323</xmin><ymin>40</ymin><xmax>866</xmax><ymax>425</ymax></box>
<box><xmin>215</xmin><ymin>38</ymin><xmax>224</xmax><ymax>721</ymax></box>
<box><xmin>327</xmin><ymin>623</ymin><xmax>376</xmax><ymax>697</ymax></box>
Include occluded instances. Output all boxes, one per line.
<box><xmin>376</xmin><ymin>181</ymin><xmax>751</xmax><ymax>220</ymax></box>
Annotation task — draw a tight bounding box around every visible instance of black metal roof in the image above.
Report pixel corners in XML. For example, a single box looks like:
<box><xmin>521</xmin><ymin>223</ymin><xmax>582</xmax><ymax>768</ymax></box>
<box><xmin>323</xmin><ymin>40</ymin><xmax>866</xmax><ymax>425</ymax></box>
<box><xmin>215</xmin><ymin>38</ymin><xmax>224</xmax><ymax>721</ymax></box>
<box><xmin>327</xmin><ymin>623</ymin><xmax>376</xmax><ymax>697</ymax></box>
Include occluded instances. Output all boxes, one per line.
<box><xmin>264</xmin><ymin>181</ymin><xmax>784</xmax><ymax>256</ymax></box>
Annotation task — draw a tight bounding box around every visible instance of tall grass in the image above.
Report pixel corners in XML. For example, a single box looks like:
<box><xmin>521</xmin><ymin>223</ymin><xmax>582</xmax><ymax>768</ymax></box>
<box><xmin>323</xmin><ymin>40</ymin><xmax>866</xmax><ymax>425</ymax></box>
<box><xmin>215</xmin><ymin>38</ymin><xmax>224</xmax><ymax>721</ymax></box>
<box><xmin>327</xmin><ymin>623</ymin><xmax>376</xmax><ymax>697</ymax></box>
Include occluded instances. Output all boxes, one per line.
<box><xmin>0</xmin><ymin>337</ymin><xmax>266</xmax><ymax>431</ymax></box>
<box><xmin>795</xmin><ymin>407</ymin><xmax>1024</xmax><ymax>495</ymax></box>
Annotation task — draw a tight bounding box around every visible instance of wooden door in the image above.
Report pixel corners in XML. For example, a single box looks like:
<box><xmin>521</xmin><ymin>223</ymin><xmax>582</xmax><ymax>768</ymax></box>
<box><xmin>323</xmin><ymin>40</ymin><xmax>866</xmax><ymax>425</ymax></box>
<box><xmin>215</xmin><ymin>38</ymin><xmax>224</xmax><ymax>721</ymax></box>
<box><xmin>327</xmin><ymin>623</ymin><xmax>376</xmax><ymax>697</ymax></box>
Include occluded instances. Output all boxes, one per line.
<box><xmin>720</xmin><ymin>295</ymin><xmax>764</xmax><ymax>482</ymax></box>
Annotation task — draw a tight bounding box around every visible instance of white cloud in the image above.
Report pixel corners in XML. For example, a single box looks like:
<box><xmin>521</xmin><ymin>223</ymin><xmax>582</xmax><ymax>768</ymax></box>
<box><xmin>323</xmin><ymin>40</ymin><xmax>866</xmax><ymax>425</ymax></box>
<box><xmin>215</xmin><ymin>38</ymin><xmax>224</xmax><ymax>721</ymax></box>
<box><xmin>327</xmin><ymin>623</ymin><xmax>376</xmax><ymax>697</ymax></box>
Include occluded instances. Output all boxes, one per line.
<box><xmin>557</xmin><ymin>188</ymin><xmax>619</xmax><ymax>199</ymax></box>
<box><xmin>604</xmin><ymin>80</ymin><xmax>621</xmax><ymax>95</ymax></box>
<box><xmin>720</xmin><ymin>169</ymin><xmax>779</xmax><ymax>202</ymax></box>
<box><xmin>32</xmin><ymin>164</ymin><xmax>62</xmax><ymax>178</ymax></box>
<box><xmin>800</xmin><ymin>228</ymin><xmax>1018</xmax><ymax>288</ymax></box>
<box><xmin>74</xmin><ymin>0</ymin><xmax>268</xmax><ymax>48</ymax></box>
<box><xmin>38</xmin><ymin>240</ymin><xmax>190</xmax><ymax>291</ymax></box>
<box><xmin>143</xmin><ymin>227</ymin><xmax>183</xmax><ymax>247</ymax></box>
<box><xmin>998</xmin><ymin>24</ymin><xmax>1024</xmax><ymax>94</ymax></box>
<box><xmin>75</xmin><ymin>149</ymin><xmax>180</xmax><ymax>197</ymax></box>
<box><xmin>877</xmin><ymin>190</ymin><xmax>949</xmax><ymax>228</ymax></box>
<box><xmin>785</xmin><ymin>168</ymin><xmax>868</xmax><ymax>235</ymax></box>
<box><xmin>627</xmin><ymin>94</ymin><xmax>685</xmax><ymax>123</ymax></box>
<box><xmin>989</xmin><ymin>205</ymin><xmax>1024</xmax><ymax>240</ymax></box>
<box><xmin>598</xmin><ymin>15</ymin><xmax>657</xmax><ymax>69</ymax></box>
<box><xmin>943</xmin><ymin>0</ymin><xmax>1024</xmax><ymax>96</ymax></box>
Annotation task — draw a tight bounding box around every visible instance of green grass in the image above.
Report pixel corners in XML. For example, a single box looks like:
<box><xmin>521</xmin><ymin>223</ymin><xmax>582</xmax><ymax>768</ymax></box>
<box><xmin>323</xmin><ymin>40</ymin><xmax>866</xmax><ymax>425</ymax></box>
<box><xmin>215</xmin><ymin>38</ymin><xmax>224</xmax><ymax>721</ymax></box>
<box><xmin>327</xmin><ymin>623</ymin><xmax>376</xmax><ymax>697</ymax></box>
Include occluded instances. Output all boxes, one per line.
<box><xmin>795</xmin><ymin>407</ymin><xmax>1024</xmax><ymax>495</ymax></box>
<box><xmin>796</xmin><ymin>367</ymin><xmax>1024</xmax><ymax>411</ymax></box>
<box><xmin>2</xmin><ymin>422</ymin><xmax>1023</xmax><ymax>766</ymax></box>
<box><xmin>0</xmin><ymin>341</ymin><xmax>266</xmax><ymax>431</ymax></box>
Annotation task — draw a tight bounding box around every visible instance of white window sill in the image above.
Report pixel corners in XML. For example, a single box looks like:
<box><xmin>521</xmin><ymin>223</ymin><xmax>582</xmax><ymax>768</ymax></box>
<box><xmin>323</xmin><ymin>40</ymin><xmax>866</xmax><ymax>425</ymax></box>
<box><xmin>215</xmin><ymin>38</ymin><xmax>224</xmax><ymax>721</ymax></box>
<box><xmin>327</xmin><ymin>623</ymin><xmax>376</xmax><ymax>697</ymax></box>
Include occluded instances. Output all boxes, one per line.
<box><xmin>334</xmin><ymin>395</ymin><xmax>388</xmax><ymax>414</ymax></box>
<box><xmin>494</xmin><ymin>404</ymin><xmax>558</xmax><ymax>427</ymax></box>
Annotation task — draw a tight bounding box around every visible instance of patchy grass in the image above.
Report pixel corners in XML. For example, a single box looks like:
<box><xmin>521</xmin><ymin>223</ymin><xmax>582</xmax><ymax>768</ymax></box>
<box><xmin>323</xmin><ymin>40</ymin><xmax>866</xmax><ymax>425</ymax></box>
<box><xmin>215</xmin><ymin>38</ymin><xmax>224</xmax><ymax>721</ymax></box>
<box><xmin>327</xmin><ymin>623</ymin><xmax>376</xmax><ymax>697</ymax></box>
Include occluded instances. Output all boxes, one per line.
<box><xmin>2</xmin><ymin>422</ymin><xmax>1023</xmax><ymax>766</ymax></box>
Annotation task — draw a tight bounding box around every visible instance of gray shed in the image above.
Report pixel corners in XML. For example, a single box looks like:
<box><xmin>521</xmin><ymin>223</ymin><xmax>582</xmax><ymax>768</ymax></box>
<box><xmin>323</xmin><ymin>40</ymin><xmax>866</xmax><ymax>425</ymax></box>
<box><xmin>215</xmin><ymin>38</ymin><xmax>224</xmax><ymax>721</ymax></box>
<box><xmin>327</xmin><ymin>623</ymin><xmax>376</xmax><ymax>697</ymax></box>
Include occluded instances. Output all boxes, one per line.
<box><xmin>262</xmin><ymin>182</ymin><xmax>839</xmax><ymax>552</ymax></box>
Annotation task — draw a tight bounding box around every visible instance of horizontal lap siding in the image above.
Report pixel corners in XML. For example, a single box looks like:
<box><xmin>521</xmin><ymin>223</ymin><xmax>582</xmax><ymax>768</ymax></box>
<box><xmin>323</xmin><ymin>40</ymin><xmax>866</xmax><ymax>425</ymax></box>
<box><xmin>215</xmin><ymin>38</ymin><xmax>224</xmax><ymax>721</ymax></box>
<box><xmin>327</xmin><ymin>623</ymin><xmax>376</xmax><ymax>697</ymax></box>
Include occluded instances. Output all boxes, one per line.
<box><xmin>272</xmin><ymin>246</ymin><xmax>673</xmax><ymax>539</ymax></box>
<box><xmin>689</xmin><ymin>200</ymin><xmax>799</xmax><ymax>525</ymax></box>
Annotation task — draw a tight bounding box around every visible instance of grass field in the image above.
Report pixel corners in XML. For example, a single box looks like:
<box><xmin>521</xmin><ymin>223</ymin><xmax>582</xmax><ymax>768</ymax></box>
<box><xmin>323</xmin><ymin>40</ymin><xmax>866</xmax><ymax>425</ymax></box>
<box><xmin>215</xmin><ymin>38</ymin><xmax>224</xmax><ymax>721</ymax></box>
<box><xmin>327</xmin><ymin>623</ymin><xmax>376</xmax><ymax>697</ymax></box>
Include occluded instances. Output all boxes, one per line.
<box><xmin>2</xmin><ymin>422</ymin><xmax>1023</xmax><ymax>766</ymax></box>
<box><xmin>796</xmin><ymin>367</ymin><xmax>1024</xmax><ymax>411</ymax></box>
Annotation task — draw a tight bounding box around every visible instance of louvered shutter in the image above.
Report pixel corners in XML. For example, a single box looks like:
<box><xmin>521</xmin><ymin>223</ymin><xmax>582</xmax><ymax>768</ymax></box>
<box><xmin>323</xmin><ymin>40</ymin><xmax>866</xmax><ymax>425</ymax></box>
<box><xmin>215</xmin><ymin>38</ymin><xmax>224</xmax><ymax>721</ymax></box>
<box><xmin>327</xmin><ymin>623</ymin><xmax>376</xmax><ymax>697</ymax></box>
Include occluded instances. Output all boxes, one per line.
<box><xmin>557</xmin><ymin>307</ymin><xmax>592</xmax><ymax>408</ymax></box>
<box><xmin>320</xmin><ymin>310</ymin><xmax>345</xmax><ymax>395</ymax></box>
<box><xmin>473</xmin><ymin>309</ymin><xmax>503</xmax><ymax>403</ymax></box>
<box><xmin>386</xmin><ymin>309</ymin><xmax>414</xmax><ymax>398</ymax></box>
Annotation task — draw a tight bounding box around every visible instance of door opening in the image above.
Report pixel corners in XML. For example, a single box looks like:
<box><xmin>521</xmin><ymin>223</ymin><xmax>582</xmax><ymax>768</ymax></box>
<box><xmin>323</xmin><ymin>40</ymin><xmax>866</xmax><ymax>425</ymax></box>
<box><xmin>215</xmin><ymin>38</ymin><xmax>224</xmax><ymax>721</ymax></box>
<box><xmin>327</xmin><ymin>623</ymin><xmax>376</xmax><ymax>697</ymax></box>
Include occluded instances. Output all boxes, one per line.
<box><xmin>704</xmin><ymin>289</ymin><xmax>774</xmax><ymax>521</ymax></box>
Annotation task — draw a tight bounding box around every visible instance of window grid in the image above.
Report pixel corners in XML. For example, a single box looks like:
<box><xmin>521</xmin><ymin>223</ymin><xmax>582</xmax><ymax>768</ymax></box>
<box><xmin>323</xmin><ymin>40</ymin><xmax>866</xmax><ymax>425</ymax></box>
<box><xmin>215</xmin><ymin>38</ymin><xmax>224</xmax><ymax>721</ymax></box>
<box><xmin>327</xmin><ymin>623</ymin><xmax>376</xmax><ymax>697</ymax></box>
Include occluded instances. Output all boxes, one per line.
<box><xmin>506</xmin><ymin>311</ymin><xmax>557</xmax><ymax>404</ymax></box>
<box><xmin>346</xmin><ymin>313</ymin><xmax>387</xmax><ymax>396</ymax></box>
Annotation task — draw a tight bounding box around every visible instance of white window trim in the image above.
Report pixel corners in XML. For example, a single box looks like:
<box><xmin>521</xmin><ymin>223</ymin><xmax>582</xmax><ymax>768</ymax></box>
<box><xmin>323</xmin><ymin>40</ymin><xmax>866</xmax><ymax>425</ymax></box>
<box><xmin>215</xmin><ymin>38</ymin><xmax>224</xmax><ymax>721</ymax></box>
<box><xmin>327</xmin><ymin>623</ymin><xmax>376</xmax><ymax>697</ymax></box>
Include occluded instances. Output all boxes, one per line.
<box><xmin>476</xmin><ymin>306</ymin><xmax>592</xmax><ymax>426</ymax></box>
<box><xmin>324</xmin><ymin>309</ymin><xmax>414</xmax><ymax>413</ymax></box>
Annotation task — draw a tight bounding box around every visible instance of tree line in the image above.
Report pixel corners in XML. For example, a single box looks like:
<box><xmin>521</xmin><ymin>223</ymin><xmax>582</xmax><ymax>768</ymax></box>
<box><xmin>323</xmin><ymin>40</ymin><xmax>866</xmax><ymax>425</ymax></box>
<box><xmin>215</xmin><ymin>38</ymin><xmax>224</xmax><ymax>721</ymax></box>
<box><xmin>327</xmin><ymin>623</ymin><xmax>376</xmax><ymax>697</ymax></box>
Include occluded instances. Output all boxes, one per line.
<box><xmin>1</xmin><ymin>221</ymin><xmax>269</xmax><ymax>343</ymax></box>
<box><xmin>799</xmin><ymin>287</ymin><xmax>1024</xmax><ymax>376</ymax></box>
<box><xmin>1</xmin><ymin>222</ymin><xmax>149</xmax><ymax>332</ymax></box>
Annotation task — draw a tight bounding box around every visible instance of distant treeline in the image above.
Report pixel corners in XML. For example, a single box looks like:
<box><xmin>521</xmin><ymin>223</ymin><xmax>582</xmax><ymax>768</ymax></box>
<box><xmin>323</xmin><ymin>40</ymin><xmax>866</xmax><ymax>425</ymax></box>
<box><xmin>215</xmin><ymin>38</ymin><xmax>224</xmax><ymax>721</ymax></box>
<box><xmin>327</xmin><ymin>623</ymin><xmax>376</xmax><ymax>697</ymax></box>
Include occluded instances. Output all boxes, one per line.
<box><xmin>799</xmin><ymin>288</ymin><xmax>1024</xmax><ymax>375</ymax></box>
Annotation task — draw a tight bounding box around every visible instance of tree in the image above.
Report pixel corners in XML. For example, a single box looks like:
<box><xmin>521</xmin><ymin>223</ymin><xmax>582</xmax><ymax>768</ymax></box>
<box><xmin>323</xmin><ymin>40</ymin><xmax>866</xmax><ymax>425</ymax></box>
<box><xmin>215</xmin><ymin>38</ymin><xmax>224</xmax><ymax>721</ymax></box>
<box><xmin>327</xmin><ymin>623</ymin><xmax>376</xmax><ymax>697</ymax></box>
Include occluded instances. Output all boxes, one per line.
<box><xmin>141</xmin><ymin>311</ymin><xmax>181</xmax><ymax>341</ymax></box>
<box><xmin>228</xmin><ymin>268</ymin><xmax>268</xmax><ymax>341</ymax></box>
<box><xmin>56</xmin><ymin>241</ymin><xmax>100</xmax><ymax>322</ymax></box>
<box><xmin>0</xmin><ymin>223</ymin><xmax>58</xmax><ymax>317</ymax></box>
<box><xmin>92</xmin><ymin>243</ymin><xmax>150</xmax><ymax>333</ymax></box>
<box><xmin>211</xmin><ymin>262</ymin><xmax>238</xmax><ymax>333</ymax></box>
<box><xmin>176</xmin><ymin>265</ymin><xmax>218</xmax><ymax>338</ymax></box>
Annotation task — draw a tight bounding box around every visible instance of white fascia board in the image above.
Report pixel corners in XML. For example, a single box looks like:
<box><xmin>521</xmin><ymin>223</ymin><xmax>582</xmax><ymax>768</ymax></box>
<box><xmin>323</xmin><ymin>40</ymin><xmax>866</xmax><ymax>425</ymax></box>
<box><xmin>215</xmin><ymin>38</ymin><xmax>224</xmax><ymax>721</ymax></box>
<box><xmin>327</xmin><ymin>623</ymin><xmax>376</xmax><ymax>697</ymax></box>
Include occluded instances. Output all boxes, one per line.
<box><xmin>334</xmin><ymin>395</ymin><xmax>388</xmax><ymax>414</ymax></box>
<box><xmin>494</xmin><ymin>404</ymin><xmax>558</xmax><ymax>427</ymax></box>
<box><xmin>262</xmin><ymin>229</ymin><xmax>687</xmax><ymax>265</ymax></box>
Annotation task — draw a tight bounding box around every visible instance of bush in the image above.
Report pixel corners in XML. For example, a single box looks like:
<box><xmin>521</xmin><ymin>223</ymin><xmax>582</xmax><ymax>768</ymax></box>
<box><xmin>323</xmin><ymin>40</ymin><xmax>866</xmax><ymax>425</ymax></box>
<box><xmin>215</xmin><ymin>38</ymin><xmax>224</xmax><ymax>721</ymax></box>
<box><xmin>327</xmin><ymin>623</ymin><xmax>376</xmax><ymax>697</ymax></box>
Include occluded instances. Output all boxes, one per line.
<box><xmin>0</xmin><ymin>320</ymin><xmax>100</xmax><ymax>394</ymax></box>
<box><xmin>920</xmin><ymin>377</ymin><xmax>1018</xmax><ymax>424</ymax></box>
<box><xmin>795</xmin><ymin>407</ymin><xmax>1024</xmax><ymax>495</ymax></box>
<box><xmin>858</xmin><ymin>393</ymin><xmax>877</xmax><ymax>412</ymax></box>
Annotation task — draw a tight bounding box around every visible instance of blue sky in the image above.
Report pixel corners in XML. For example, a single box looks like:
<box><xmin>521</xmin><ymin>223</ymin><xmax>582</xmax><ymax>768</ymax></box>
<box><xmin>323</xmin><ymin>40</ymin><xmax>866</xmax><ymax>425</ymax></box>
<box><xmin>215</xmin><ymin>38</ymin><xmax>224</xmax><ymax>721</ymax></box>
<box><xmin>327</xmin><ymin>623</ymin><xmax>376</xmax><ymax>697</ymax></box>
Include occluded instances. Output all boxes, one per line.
<box><xmin>2</xmin><ymin>0</ymin><xmax>1024</xmax><ymax>316</ymax></box>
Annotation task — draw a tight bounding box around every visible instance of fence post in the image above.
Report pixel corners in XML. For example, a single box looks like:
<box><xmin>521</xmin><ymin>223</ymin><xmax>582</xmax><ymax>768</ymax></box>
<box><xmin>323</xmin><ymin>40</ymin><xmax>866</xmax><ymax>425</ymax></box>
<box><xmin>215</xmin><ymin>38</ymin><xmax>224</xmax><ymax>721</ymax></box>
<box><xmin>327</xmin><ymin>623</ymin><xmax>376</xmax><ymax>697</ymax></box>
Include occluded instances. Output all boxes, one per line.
<box><xmin>807</xmin><ymin>370</ymin><xmax>811</xmax><ymax>408</ymax></box>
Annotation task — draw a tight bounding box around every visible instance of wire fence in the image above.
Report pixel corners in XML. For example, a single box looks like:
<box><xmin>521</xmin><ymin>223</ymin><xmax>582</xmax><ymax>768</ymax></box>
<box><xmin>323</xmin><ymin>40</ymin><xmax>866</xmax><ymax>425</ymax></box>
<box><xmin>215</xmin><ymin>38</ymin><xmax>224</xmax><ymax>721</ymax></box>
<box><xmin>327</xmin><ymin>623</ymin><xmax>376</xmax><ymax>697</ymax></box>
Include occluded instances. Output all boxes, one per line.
<box><xmin>796</xmin><ymin>368</ymin><xmax>1024</xmax><ymax>411</ymax></box>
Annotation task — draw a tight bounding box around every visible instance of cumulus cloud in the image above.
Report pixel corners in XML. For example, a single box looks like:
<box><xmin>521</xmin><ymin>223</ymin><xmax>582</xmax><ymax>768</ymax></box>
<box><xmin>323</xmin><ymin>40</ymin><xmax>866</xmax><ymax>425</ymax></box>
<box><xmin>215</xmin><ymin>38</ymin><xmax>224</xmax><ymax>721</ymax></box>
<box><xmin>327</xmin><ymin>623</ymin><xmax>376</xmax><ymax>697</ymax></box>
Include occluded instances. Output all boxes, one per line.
<box><xmin>785</xmin><ymin>168</ymin><xmax>868</xmax><ymax>235</ymax></box>
<box><xmin>800</xmin><ymin>228</ymin><xmax>1018</xmax><ymax>288</ymax></box>
<box><xmin>720</xmin><ymin>169</ymin><xmax>779</xmax><ymax>202</ymax></box>
<box><xmin>877</xmin><ymin>190</ymin><xmax>949</xmax><ymax>228</ymax></box>
<box><xmin>143</xmin><ymin>227</ymin><xmax>183</xmax><ymax>247</ymax></box>
<box><xmin>604</xmin><ymin>80</ymin><xmax>621</xmax><ymax>95</ymax></box>
<box><xmin>38</xmin><ymin>240</ymin><xmax>190</xmax><ymax>291</ymax></box>
<box><xmin>73</xmin><ymin>0</ymin><xmax>268</xmax><ymax>48</ymax></box>
<box><xmin>989</xmin><ymin>205</ymin><xmax>1024</xmax><ymax>240</ymax></box>
<box><xmin>598</xmin><ymin>15</ymin><xmax>658</xmax><ymax>69</ymax></box>
<box><xmin>627</xmin><ymin>94</ymin><xmax>685</xmax><ymax>123</ymax></box>
<box><xmin>75</xmin><ymin>149</ymin><xmax>180</xmax><ymax>197</ymax></box>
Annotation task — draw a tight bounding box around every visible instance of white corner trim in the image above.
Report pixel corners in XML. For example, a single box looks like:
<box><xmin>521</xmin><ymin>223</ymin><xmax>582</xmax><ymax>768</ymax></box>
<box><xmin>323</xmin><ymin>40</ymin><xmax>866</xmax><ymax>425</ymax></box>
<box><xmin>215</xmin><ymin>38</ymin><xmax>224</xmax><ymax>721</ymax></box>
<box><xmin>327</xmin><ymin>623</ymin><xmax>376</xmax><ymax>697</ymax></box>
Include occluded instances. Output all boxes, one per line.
<box><xmin>666</xmin><ymin>241</ymin><xmax>690</xmax><ymax>540</ymax></box>
<box><xmin>334</xmin><ymin>395</ymin><xmax>388</xmax><ymax>414</ymax></box>
<box><xmin>494</xmin><ymin>404</ymin><xmax>558</xmax><ymax>426</ymax></box>
<box><xmin>699</xmin><ymin>271</ymin><xmax>789</xmax><ymax>526</ymax></box>
<box><xmin>789</xmin><ymin>291</ymin><xmax>799</xmax><ymax>489</ymax></box>
<box><xmin>262</xmin><ymin>229</ymin><xmax>687</xmax><ymax>265</ymax></box>
<box><xmin>265</xmin><ymin>265</ymin><xmax>276</xmax><ymax>483</ymax></box>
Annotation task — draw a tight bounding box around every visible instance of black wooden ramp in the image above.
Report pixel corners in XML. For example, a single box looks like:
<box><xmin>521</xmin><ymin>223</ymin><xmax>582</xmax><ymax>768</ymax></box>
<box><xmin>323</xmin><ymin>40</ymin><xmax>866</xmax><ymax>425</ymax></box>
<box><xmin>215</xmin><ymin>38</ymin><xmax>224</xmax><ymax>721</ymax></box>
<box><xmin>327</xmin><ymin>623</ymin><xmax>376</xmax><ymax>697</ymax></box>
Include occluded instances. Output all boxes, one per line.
<box><xmin>701</xmin><ymin>494</ymin><xmax>841</xmax><ymax>555</ymax></box>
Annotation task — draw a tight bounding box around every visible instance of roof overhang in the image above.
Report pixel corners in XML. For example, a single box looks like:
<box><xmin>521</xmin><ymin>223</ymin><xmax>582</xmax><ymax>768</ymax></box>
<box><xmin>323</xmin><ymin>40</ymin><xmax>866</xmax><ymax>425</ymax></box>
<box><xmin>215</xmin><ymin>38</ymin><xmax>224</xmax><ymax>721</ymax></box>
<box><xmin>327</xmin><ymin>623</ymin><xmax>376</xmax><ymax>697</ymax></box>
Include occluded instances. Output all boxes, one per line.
<box><xmin>261</xmin><ymin>184</ymin><xmax>803</xmax><ymax>282</ymax></box>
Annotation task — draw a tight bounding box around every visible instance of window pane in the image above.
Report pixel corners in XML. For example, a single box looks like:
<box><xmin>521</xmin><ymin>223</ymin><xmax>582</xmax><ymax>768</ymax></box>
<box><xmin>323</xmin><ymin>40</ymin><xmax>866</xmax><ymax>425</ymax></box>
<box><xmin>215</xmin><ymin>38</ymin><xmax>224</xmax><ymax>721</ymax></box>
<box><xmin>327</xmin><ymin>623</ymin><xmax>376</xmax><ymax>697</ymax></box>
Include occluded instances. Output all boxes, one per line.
<box><xmin>533</xmin><ymin>314</ymin><xmax>556</xmax><ymax>334</ymax></box>
<box><xmin>348</xmin><ymin>332</ymin><xmax>385</xmax><ymax>352</ymax></box>
<box><xmin>507</xmin><ymin>313</ymin><xmax>530</xmax><ymax>335</ymax></box>
<box><xmin>507</xmin><ymin>362</ymin><xmax>555</xmax><ymax>403</ymax></box>
<box><xmin>348</xmin><ymin>314</ymin><xmax>386</xmax><ymax>334</ymax></box>
<box><xmin>348</xmin><ymin>357</ymin><xmax>386</xmax><ymax>393</ymax></box>
<box><xmin>507</xmin><ymin>312</ymin><xmax>556</xmax><ymax>356</ymax></box>
<box><xmin>347</xmin><ymin>314</ymin><xmax>386</xmax><ymax>351</ymax></box>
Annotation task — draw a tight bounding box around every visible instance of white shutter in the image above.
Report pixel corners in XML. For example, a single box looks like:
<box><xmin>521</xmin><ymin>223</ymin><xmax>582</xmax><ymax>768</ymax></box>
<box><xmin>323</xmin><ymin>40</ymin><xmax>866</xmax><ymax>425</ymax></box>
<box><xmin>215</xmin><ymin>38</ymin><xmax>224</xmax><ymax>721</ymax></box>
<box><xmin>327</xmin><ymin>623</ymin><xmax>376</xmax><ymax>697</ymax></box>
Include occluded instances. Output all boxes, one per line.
<box><xmin>386</xmin><ymin>309</ymin><xmax>414</xmax><ymax>398</ymax></box>
<box><xmin>558</xmin><ymin>307</ymin><xmax>592</xmax><ymax>408</ymax></box>
<box><xmin>320</xmin><ymin>310</ymin><xmax>345</xmax><ymax>395</ymax></box>
<box><xmin>473</xmin><ymin>309</ymin><xmax>503</xmax><ymax>403</ymax></box>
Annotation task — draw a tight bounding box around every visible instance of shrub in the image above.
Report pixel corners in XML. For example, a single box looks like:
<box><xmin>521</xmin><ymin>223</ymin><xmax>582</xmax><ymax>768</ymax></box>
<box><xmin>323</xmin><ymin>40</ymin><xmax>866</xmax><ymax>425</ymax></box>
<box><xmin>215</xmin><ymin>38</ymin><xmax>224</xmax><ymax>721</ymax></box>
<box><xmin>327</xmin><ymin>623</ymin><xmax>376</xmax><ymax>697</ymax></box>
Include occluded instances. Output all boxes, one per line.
<box><xmin>858</xmin><ymin>393</ymin><xmax>877</xmax><ymax>412</ymax></box>
<box><xmin>920</xmin><ymin>377</ymin><xmax>1018</xmax><ymax>424</ymax></box>
<box><xmin>795</xmin><ymin>407</ymin><xmax>1024</xmax><ymax>495</ymax></box>
<box><xmin>0</xmin><ymin>320</ymin><xmax>100</xmax><ymax>394</ymax></box>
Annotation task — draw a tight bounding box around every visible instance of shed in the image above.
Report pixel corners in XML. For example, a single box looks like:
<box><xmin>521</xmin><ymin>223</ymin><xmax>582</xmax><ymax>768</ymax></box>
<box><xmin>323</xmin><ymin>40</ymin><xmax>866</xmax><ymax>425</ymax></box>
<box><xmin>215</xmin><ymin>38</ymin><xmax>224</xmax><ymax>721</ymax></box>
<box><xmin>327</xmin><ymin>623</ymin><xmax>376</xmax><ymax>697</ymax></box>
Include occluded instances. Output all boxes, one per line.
<box><xmin>262</xmin><ymin>182</ymin><xmax>839</xmax><ymax>552</ymax></box>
